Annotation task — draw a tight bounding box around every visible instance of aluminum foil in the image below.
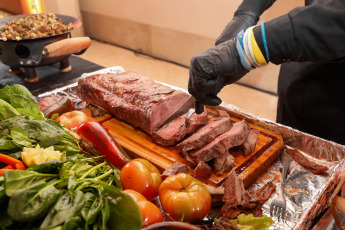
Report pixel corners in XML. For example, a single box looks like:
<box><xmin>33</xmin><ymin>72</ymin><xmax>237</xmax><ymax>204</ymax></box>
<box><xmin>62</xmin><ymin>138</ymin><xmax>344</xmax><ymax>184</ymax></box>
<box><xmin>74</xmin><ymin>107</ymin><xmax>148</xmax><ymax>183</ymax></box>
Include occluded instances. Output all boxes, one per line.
<box><xmin>38</xmin><ymin>66</ymin><xmax>345</xmax><ymax>230</ymax></box>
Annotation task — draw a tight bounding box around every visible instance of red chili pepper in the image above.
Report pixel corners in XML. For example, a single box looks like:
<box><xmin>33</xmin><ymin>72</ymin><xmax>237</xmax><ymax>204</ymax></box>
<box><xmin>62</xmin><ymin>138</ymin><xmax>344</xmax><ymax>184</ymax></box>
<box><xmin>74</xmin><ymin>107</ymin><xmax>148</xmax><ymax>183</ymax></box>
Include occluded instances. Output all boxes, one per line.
<box><xmin>0</xmin><ymin>153</ymin><xmax>26</xmax><ymax>176</ymax></box>
<box><xmin>77</xmin><ymin>121</ymin><xmax>131</xmax><ymax>169</ymax></box>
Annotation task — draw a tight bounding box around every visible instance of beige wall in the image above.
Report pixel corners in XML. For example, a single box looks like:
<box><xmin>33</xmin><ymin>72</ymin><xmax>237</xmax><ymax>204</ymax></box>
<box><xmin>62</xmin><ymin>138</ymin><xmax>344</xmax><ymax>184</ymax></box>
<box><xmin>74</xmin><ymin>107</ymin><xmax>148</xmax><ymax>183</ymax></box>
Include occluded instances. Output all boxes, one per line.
<box><xmin>79</xmin><ymin>0</ymin><xmax>304</xmax><ymax>94</ymax></box>
<box><xmin>45</xmin><ymin>0</ymin><xmax>85</xmax><ymax>37</ymax></box>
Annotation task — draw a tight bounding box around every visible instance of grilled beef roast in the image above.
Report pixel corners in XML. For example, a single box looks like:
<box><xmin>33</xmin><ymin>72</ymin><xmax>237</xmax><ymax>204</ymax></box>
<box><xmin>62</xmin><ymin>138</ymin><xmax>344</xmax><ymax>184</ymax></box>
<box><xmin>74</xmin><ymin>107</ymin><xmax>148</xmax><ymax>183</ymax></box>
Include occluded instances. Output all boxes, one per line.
<box><xmin>77</xmin><ymin>72</ymin><xmax>190</xmax><ymax>134</ymax></box>
<box><xmin>176</xmin><ymin>116</ymin><xmax>233</xmax><ymax>154</ymax></box>
<box><xmin>190</xmin><ymin>120</ymin><xmax>250</xmax><ymax>163</ymax></box>
<box><xmin>151</xmin><ymin>110</ymin><xmax>208</xmax><ymax>146</ymax></box>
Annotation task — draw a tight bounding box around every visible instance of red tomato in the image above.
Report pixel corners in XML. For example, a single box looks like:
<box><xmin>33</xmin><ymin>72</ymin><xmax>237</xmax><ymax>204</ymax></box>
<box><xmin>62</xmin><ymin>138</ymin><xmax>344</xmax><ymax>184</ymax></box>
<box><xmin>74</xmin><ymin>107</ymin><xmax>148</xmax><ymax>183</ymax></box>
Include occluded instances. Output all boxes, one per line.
<box><xmin>123</xmin><ymin>189</ymin><xmax>163</xmax><ymax>227</ymax></box>
<box><xmin>158</xmin><ymin>173</ymin><xmax>211</xmax><ymax>223</ymax></box>
<box><xmin>56</xmin><ymin>110</ymin><xmax>89</xmax><ymax>130</ymax></box>
<box><xmin>120</xmin><ymin>158</ymin><xmax>162</xmax><ymax>201</ymax></box>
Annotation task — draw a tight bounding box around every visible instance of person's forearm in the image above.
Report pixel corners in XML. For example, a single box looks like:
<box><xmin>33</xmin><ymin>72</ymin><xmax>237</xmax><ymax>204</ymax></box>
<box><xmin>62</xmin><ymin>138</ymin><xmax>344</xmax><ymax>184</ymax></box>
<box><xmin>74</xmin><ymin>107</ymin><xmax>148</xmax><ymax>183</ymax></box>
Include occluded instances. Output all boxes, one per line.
<box><xmin>253</xmin><ymin>0</ymin><xmax>345</xmax><ymax>64</ymax></box>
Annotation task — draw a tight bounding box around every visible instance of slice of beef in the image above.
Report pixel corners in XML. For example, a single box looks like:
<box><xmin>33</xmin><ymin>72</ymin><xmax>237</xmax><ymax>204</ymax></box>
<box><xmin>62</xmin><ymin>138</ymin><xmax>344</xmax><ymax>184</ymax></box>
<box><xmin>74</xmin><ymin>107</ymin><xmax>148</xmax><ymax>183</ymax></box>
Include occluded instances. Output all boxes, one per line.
<box><xmin>222</xmin><ymin>168</ymin><xmax>247</xmax><ymax>206</ymax></box>
<box><xmin>194</xmin><ymin>161</ymin><xmax>212</xmax><ymax>179</ymax></box>
<box><xmin>161</xmin><ymin>163</ymin><xmax>190</xmax><ymax>179</ymax></box>
<box><xmin>190</xmin><ymin>120</ymin><xmax>250</xmax><ymax>163</ymax></box>
<box><xmin>241</xmin><ymin>129</ymin><xmax>259</xmax><ymax>156</ymax></box>
<box><xmin>38</xmin><ymin>95</ymin><xmax>73</xmax><ymax>119</ymax></box>
<box><xmin>285</xmin><ymin>145</ymin><xmax>332</xmax><ymax>174</ymax></box>
<box><xmin>248</xmin><ymin>181</ymin><xmax>276</xmax><ymax>204</ymax></box>
<box><xmin>77</xmin><ymin>72</ymin><xmax>190</xmax><ymax>134</ymax></box>
<box><xmin>214</xmin><ymin>151</ymin><xmax>236</xmax><ymax>175</ymax></box>
<box><xmin>151</xmin><ymin>110</ymin><xmax>208</xmax><ymax>146</ymax></box>
<box><xmin>176</xmin><ymin>116</ymin><xmax>233</xmax><ymax>154</ymax></box>
<box><xmin>217</xmin><ymin>109</ymin><xmax>230</xmax><ymax>117</ymax></box>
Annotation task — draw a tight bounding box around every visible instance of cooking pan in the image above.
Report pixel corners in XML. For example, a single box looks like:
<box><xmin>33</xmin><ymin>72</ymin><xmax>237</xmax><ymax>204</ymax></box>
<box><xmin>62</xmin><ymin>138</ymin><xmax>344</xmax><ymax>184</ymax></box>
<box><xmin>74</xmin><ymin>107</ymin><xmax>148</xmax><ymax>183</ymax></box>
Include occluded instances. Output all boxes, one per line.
<box><xmin>0</xmin><ymin>14</ymin><xmax>91</xmax><ymax>82</ymax></box>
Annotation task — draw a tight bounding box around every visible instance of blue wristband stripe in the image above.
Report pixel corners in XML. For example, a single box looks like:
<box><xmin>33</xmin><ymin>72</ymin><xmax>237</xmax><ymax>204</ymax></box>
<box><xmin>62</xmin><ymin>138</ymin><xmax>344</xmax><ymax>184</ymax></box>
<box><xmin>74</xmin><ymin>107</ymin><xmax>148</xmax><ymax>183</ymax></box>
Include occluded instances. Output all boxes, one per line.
<box><xmin>261</xmin><ymin>21</ymin><xmax>270</xmax><ymax>62</ymax></box>
<box><xmin>236</xmin><ymin>38</ymin><xmax>254</xmax><ymax>71</ymax></box>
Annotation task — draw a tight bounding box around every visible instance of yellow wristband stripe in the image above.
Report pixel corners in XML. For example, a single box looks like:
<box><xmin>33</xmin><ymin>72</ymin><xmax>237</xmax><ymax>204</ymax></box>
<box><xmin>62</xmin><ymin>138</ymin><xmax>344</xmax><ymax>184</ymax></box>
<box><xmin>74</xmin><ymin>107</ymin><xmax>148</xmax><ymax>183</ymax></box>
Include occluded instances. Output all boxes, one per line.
<box><xmin>250</xmin><ymin>29</ymin><xmax>267</xmax><ymax>66</ymax></box>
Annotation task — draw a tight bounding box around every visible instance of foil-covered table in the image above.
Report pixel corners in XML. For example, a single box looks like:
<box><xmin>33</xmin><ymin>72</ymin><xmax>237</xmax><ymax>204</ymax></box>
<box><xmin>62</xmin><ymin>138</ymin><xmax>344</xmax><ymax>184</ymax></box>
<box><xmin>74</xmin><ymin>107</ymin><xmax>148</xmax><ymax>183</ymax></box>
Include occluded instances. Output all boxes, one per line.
<box><xmin>38</xmin><ymin>66</ymin><xmax>345</xmax><ymax>230</ymax></box>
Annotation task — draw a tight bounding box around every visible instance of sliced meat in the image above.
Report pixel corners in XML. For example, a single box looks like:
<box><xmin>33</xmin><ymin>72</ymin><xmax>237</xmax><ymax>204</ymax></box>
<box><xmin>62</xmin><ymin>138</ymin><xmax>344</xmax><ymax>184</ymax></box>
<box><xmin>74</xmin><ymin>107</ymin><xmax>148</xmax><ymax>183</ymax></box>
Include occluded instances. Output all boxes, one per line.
<box><xmin>214</xmin><ymin>151</ymin><xmax>236</xmax><ymax>175</ymax></box>
<box><xmin>185</xmin><ymin>108</ymin><xmax>208</xmax><ymax>133</ymax></box>
<box><xmin>248</xmin><ymin>181</ymin><xmax>276</xmax><ymax>204</ymax></box>
<box><xmin>77</xmin><ymin>72</ymin><xmax>190</xmax><ymax>134</ymax></box>
<box><xmin>38</xmin><ymin>95</ymin><xmax>73</xmax><ymax>119</ymax></box>
<box><xmin>222</xmin><ymin>168</ymin><xmax>248</xmax><ymax>206</ymax></box>
<box><xmin>241</xmin><ymin>129</ymin><xmax>259</xmax><ymax>156</ymax></box>
<box><xmin>161</xmin><ymin>163</ymin><xmax>190</xmax><ymax>179</ymax></box>
<box><xmin>151</xmin><ymin>110</ymin><xmax>208</xmax><ymax>146</ymax></box>
<box><xmin>194</xmin><ymin>161</ymin><xmax>212</xmax><ymax>179</ymax></box>
<box><xmin>176</xmin><ymin>116</ymin><xmax>233</xmax><ymax>154</ymax></box>
<box><xmin>285</xmin><ymin>145</ymin><xmax>333</xmax><ymax>174</ymax></box>
<box><xmin>217</xmin><ymin>109</ymin><xmax>230</xmax><ymax>117</ymax></box>
<box><xmin>190</xmin><ymin>120</ymin><xmax>250</xmax><ymax>163</ymax></box>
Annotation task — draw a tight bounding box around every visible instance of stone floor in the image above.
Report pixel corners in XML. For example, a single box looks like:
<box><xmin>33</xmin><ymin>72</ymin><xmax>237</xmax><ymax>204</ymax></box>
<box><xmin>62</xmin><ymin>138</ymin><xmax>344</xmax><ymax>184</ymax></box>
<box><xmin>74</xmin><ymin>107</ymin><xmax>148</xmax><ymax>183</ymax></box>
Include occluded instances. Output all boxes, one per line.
<box><xmin>80</xmin><ymin>39</ymin><xmax>278</xmax><ymax>122</ymax></box>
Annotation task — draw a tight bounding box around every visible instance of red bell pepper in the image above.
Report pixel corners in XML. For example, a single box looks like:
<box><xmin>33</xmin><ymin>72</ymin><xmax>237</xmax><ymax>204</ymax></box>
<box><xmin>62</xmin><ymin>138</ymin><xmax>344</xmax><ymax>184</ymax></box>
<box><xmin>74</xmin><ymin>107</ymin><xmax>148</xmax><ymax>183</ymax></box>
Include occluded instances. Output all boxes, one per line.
<box><xmin>77</xmin><ymin>121</ymin><xmax>131</xmax><ymax>169</ymax></box>
<box><xmin>0</xmin><ymin>153</ymin><xmax>26</xmax><ymax>176</ymax></box>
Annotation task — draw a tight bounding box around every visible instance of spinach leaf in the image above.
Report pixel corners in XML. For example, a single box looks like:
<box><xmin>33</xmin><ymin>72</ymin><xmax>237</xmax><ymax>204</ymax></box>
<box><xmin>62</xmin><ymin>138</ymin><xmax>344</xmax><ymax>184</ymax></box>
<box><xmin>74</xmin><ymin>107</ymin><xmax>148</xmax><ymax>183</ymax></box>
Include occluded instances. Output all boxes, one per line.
<box><xmin>40</xmin><ymin>190</ymin><xmax>86</xmax><ymax>229</ymax></box>
<box><xmin>16</xmin><ymin>108</ymin><xmax>45</xmax><ymax>120</ymax></box>
<box><xmin>81</xmin><ymin>190</ymin><xmax>104</xmax><ymax>226</ymax></box>
<box><xmin>10</xmin><ymin>95</ymin><xmax>39</xmax><ymax>115</ymax></box>
<box><xmin>64</xmin><ymin>216</ymin><xmax>84</xmax><ymax>230</ymax></box>
<box><xmin>10</xmin><ymin>127</ymin><xmax>35</xmax><ymax>148</ymax></box>
<box><xmin>0</xmin><ymin>137</ymin><xmax>17</xmax><ymax>151</ymax></box>
<box><xmin>103</xmin><ymin>185</ymin><xmax>142</xmax><ymax>230</ymax></box>
<box><xmin>8</xmin><ymin>84</ymin><xmax>34</xmax><ymax>101</ymax></box>
<box><xmin>4</xmin><ymin>170</ymin><xmax>58</xmax><ymax>197</ymax></box>
<box><xmin>27</xmin><ymin>160</ymin><xmax>64</xmax><ymax>174</ymax></box>
<box><xmin>0</xmin><ymin>99</ymin><xmax>20</xmax><ymax>121</ymax></box>
<box><xmin>7</xmin><ymin>181</ymin><xmax>61</xmax><ymax>221</ymax></box>
<box><xmin>99</xmin><ymin>197</ymin><xmax>110</xmax><ymax>230</ymax></box>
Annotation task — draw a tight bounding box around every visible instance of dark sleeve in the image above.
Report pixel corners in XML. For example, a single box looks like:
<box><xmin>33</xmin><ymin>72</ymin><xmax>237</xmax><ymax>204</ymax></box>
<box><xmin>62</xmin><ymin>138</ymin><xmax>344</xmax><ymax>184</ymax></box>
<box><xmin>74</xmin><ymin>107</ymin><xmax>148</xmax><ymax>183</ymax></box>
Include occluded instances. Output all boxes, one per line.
<box><xmin>253</xmin><ymin>0</ymin><xmax>345</xmax><ymax>64</ymax></box>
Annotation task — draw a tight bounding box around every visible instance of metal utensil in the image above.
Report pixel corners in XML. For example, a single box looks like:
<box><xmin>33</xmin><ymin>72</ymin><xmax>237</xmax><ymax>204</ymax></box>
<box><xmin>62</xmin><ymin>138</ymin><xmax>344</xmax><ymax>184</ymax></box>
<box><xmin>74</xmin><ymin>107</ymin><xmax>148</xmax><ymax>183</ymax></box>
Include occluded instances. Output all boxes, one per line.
<box><xmin>156</xmin><ymin>95</ymin><xmax>194</xmax><ymax>129</ymax></box>
<box><xmin>270</xmin><ymin>150</ymin><xmax>293</xmax><ymax>222</ymax></box>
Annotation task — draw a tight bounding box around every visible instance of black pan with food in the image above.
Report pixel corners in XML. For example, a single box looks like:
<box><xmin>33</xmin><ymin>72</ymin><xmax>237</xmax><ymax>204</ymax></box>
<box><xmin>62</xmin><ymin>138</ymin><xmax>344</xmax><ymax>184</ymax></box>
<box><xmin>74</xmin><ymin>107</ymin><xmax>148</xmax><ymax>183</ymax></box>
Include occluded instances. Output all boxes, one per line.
<box><xmin>0</xmin><ymin>14</ymin><xmax>91</xmax><ymax>82</ymax></box>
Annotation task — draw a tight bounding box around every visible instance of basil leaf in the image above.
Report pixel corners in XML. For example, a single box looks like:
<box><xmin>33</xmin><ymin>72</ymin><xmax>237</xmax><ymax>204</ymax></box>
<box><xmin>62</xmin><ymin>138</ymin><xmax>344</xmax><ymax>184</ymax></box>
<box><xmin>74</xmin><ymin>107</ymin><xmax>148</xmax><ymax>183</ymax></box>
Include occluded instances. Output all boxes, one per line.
<box><xmin>103</xmin><ymin>185</ymin><xmax>142</xmax><ymax>230</ymax></box>
<box><xmin>7</xmin><ymin>182</ymin><xmax>61</xmax><ymax>221</ymax></box>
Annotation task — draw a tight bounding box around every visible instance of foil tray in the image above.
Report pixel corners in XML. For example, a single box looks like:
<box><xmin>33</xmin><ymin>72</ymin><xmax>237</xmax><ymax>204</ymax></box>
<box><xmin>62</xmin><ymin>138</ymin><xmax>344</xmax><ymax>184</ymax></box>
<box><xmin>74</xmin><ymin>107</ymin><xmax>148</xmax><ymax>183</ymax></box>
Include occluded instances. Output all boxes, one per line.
<box><xmin>38</xmin><ymin>66</ymin><xmax>345</xmax><ymax>230</ymax></box>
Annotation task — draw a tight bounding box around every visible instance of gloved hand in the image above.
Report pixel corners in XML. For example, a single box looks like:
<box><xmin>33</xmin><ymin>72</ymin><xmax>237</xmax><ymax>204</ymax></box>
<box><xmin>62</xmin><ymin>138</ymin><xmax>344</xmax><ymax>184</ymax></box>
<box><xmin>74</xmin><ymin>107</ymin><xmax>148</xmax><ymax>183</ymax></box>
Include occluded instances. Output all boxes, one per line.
<box><xmin>188</xmin><ymin>37</ymin><xmax>248</xmax><ymax>106</ymax></box>
<box><xmin>216</xmin><ymin>0</ymin><xmax>276</xmax><ymax>45</ymax></box>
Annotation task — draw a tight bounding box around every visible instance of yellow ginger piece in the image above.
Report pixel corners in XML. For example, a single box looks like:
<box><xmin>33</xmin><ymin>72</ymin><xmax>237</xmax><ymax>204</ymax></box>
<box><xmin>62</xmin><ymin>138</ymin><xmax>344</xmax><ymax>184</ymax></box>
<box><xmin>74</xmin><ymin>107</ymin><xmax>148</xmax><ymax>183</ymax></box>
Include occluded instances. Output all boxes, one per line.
<box><xmin>21</xmin><ymin>144</ymin><xmax>62</xmax><ymax>167</ymax></box>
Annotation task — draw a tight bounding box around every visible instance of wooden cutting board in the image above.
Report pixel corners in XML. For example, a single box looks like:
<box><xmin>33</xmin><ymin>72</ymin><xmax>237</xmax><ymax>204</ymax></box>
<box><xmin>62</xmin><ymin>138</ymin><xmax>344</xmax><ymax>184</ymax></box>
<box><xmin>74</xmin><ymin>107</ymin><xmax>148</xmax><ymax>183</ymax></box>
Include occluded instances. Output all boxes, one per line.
<box><xmin>101</xmin><ymin>107</ymin><xmax>284</xmax><ymax>194</ymax></box>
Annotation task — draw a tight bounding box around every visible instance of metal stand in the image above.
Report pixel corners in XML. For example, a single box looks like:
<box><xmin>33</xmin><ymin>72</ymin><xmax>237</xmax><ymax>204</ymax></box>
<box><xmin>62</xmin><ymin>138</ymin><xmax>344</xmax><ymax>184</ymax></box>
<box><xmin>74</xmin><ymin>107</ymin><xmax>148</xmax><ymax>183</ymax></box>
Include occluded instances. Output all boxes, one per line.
<box><xmin>60</xmin><ymin>58</ymin><xmax>72</xmax><ymax>72</ymax></box>
<box><xmin>23</xmin><ymin>67</ymin><xmax>39</xmax><ymax>83</ymax></box>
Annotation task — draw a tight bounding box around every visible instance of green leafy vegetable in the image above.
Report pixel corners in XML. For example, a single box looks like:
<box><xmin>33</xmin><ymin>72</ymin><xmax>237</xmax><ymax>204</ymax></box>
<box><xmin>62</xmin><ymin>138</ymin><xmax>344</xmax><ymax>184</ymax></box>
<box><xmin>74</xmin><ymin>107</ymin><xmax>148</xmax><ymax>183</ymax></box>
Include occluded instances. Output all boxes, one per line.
<box><xmin>40</xmin><ymin>190</ymin><xmax>86</xmax><ymax>229</ymax></box>
<box><xmin>104</xmin><ymin>185</ymin><xmax>142</xmax><ymax>230</ymax></box>
<box><xmin>0</xmin><ymin>99</ymin><xmax>20</xmax><ymax>120</ymax></box>
<box><xmin>4</xmin><ymin>170</ymin><xmax>58</xmax><ymax>197</ymax></box>
<box><xmin>7</xmin><ymin>181</ymin><xmax>61</xmax><ymax>221</ymax></box>
<box><xmin>10</xmin><ymin>127</ymin><xmax>35</xmax><ymax>148</ymax></box>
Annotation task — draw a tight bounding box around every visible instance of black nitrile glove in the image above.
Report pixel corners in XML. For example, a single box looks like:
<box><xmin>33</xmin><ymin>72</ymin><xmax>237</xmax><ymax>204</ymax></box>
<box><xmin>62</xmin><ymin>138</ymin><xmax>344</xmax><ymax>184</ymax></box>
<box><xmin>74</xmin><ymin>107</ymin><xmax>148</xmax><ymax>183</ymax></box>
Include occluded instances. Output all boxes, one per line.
<box><xmin>216</xmin><ymin>0</ymin><xmax>276</xmax><ymax>45</ymax></box>
<box><xmin>188</xmin><ymin>37</ymin><xmax>248</xmax><ymax>106</ymax></box>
